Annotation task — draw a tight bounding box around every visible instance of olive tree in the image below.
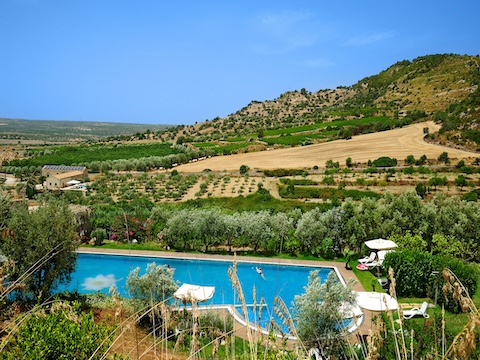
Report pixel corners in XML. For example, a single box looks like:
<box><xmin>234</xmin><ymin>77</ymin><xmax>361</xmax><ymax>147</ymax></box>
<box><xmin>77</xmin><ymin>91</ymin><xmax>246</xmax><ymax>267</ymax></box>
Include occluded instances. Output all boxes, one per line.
<box><xmin>293</xmin><ymin>271</ymin><xmax>357</xmax><ymax>356</ymax></box>
<box><xmin>1</xmin><ymin>199</ymin><xmax>79</xmax><ymax>301</ymax></box>
<box><xmin>126</xmin><ymin>262</ymin><xmax>179</xmax><ymax>303</ymax></box>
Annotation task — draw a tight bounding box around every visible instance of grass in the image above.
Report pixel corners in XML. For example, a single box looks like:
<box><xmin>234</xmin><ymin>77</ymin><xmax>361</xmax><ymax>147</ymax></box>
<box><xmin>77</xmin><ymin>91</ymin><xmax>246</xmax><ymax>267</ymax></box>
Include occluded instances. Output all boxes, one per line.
<box><xmin>352</xmin><ymin>264</ymin><xmax>385</xmax><ymax>292</ymax></box>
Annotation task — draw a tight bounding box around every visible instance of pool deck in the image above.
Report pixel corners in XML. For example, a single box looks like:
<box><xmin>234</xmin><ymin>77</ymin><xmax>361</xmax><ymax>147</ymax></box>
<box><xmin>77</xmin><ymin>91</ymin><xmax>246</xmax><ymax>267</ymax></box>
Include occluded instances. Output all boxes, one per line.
<box><xmin>78</xmin><ymin>247</ymin><xmax>374</xmax><ymax>344</ymax></box>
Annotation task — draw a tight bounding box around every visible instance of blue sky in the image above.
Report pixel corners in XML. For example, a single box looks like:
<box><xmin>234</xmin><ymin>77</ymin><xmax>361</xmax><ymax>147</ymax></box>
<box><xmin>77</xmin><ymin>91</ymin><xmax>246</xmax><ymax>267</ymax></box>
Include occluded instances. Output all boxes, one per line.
<box><xmin>1</xmin><ymin>1</ymin><xmax>479</xmax><ymax>125</ymax></box>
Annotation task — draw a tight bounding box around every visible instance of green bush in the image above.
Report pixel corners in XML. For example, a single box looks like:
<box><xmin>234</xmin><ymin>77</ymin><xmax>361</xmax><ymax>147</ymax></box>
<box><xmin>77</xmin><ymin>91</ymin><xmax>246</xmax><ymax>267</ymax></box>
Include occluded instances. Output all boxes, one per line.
<box><xmin>438</xmin><ymin>257</ymin><xmax>480</xmax><ymax>313</ymax></box>
<box><xmin>372</xmin><ymin>156</ymin><xmax>397</xmax><ymax>167</ymax></box>
<box><xmin>383</xmin><ymin>250</ymin><xmax>438</xmax><ymax>298</ymax></box>
<box><xmin>263</xmin><ymin>169</ymin><xmax>307</xmax><ymax>177</ymax></box>
<box><xmin>90</xmin><ymin>228</ymin><xmax>107</xmax><ymax>246</ymax></box>
<box><xmin>383</xmin><ymin>250</ymin><xmax>479</xmax><ymax>313</ymax></box>
<box><xmin>0</xmin><ymin>301</ymin><xmax>114</xmax><ymax>360</ymax></box>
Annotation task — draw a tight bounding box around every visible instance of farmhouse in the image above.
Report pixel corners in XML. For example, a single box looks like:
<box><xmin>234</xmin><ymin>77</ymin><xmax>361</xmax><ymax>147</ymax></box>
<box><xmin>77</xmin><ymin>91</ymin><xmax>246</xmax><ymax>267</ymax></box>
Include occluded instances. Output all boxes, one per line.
<box><xmin>42</xmin><ymin>165</ymin><xmax>88</xmax><ymax>190</ymax></box>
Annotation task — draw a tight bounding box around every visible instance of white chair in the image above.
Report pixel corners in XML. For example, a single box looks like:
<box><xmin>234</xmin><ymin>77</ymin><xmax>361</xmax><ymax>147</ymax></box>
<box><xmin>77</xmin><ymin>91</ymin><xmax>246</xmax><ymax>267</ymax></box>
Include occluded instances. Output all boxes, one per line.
<box><xmin>358</xmin><ymin>252</ymin><xmax>376</xmax><ymax>264</ymax></box>
<box><xmin>365</xmin><ymin>258</ymin><xmax>384</xmax><ymax>269</ymax></box>
<box><xmin>403</xmin><ymin>301</ymin><xmax>430</xmax><ymax>319</ymax></box>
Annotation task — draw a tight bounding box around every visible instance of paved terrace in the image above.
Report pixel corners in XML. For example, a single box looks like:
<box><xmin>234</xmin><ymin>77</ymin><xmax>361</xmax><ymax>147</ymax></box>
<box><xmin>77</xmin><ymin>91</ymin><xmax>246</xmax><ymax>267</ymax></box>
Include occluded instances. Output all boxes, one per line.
<box><xmin>78</xmin><ymin>247</ymin><xmax>375</xmax><ymax>346</ymax></box>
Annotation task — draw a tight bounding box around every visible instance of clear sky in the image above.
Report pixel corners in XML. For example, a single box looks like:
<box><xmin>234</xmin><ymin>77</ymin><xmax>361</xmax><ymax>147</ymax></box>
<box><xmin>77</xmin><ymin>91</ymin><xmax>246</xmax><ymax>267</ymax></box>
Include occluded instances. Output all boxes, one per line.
<box><xmin>1</xmin><ymin>1</ymin><xmax>479</xmax><ymax>125</ymax></box>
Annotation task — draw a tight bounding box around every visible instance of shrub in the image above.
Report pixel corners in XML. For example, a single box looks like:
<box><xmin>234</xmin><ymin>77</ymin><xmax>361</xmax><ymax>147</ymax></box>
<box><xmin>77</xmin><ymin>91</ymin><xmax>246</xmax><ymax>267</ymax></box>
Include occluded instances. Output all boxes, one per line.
<box><xmin>239</xmin><ymin>164</ymin><xmax>249</xmax><ymax>174</ymax></box>
<box><xmin>90</xmin><ymin>228</ymin><xmax>107</xmax><ymax>246</ymax></box>
<box><xmin>372</xmin><ymin>156</ymin><xmax>397</xmax><ymax>167</ymax></box>
<box><xmin>383</xmin><ymin>250</ymin><xmax>438</xmax><ymax>298</ymax></box>
<box><xmin>383</xmin><ymin>250</ymin><xmax>479</xmax><ymax>313</ymax></box>
<box><xmin>1</xmin><ymin>301</ymin><xmax>114</xmax><ymax>359</ymax></box>
<box><xmin>321</xmin><ymin>176</ymin><xmax>336</xmax><ymax>185</ymax></box>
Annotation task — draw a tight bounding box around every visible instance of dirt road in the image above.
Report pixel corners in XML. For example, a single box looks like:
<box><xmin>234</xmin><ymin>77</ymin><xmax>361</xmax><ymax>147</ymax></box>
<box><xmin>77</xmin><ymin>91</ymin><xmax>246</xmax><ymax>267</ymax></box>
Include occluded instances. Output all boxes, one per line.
<box><xmin>176</xmin><ymin>122</ymin><xmax>478</xmax><ymax>172</ymax></box>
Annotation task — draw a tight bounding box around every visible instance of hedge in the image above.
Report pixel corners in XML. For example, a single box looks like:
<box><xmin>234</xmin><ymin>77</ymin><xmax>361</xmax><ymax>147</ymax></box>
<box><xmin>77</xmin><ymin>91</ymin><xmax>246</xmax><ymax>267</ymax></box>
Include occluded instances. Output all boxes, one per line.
<box><xmin>383</xmin><ymin>250</ymin><xmax>479</xmax><ymax>313</ymax></box>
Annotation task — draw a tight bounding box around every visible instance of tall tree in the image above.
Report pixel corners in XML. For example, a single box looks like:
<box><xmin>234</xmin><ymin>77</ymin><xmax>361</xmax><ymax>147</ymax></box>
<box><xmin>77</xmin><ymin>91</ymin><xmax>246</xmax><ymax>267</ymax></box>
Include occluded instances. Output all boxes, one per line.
<box><xmin>1</xmin><ymin>199</ymin><xmax>79</xmax><ymax>300</ymax></box>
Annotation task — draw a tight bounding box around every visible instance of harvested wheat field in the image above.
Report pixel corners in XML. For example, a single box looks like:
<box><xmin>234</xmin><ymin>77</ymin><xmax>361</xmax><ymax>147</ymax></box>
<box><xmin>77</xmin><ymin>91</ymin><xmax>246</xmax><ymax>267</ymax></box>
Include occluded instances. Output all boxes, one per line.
<box><xmin>177</xmin><ymin>121</ymin><xmax>478</xmax><ymax>173</ymax></box>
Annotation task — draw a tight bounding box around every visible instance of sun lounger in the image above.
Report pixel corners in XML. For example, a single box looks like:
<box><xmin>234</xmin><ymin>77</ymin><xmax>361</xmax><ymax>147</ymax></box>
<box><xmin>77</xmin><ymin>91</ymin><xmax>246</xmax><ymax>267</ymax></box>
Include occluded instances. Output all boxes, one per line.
<box><xmin>403</xmin><ymin>301</ymin><xmax>430</xmax><ymax>319</ymax></box>
<box><xmin>358</xmin><ymin>252</ymin><xmax>376</xmax><ymax>264</ymax></box>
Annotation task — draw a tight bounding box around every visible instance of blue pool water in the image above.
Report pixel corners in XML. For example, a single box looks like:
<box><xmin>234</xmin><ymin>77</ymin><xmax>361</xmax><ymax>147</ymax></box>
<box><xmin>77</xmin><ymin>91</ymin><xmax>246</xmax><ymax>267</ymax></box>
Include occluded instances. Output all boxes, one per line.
<box><xmin>67</xmin><ymin>253</ymin><xmax>338</xmax><ymax>332</ymax></box>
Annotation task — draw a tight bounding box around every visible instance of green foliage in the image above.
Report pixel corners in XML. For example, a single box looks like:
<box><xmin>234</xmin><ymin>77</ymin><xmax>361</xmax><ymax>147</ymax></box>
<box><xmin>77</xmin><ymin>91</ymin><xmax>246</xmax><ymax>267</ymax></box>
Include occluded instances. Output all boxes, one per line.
<box><xmin>372</xmin><ymin>156</ymin><xmax>397</xmax><ymax>167</ymax></box>
<box><xmin>278</xmin><ymin>185</ymin><xmax>380</xmax><ymax>202</ymax></box>
<box><xmin>263</xmin><ymin>169</ymin><xmax>307</xmax><ymax>177</ymax></box>
<box><xmin>415</xmin><ymin>182</ymin><xmax>427</xmax><ymax>198</ymax></box>
<box><xmin>279</xmin><ymin>178</ymin><xmax>317</xmax><ymax>186</ymax></box>
<box><xmin>8</xmin><ymin>142</ymin><xmax>179</xmax><ymax>167</ymax></box>
<box><xmin>1</xmin><ymin>199</ymin><xmax>78</xmax><ymax>300</ymax></box>
<box><xmin>438</xmin><ymin>151</ymin><xmax>450</xmax><ymax>164</ymax></box>
<box><xmin>0</xmin><ymin>301</ymin><xmax>114</xmax><ymax>360</ymax></box>
<box><xmin>198</xmin><ymin>310</ymin><xmax>233</xmax><ymax>343</ymax></box>
<box><xmin>90</xmin><ymin>228</ymin><xmax>107</xmax><ymax>245</ymax></box>
<box><xmin>383</xmin><ymin>250</ymin><xmax>479</xmax><ymax>313</ymax></box>
<box><xmin>391</xmin><ymin>231</ymin><xmax>427</xmax><ymax>251</ymax></box>
<box><xmin>320</xmin><ymin>238</ymin><xmax>335</xmax><ymax>259</ymax></box>
<box><xmin>321</xmin><ymin>176</ymin><xmax>336</xmax><ymax>185</ymax></box>
<box><xmin>454</xmin><ymin>174</ymin><xmax>467</xmax><ymax>188</ymax></box>
<box><xmin>462</xmin><ymin>188</ymin><xmax>480</xmax><ymax>201</ymax></box>
<box><xmin>325</xmin><ymin>159</ymin><xmax>340</xmax><ymax>169</ymax></box>
<box><xmin>293</xmin><ymin>271</ymin><xmax>356</xmax><ymax>355</ymax></box>
<box><xmin>239</xmin><ymin>164</ymin><xmax>249</xmax><ymax>174</ymax></box>
<box><xmin>404</xmin><ymin>154</ymin><xmax>416</xmax><ymax>165</ymax></box>
<box><xmin>382</xmin><ymin>250</ymin><xmax>439</xmax><ymax>298</ymax></box>
<box><xmin>126</xmin><ymin>262</ymin><xmax>179</xmax><ymax>303</ymax></box>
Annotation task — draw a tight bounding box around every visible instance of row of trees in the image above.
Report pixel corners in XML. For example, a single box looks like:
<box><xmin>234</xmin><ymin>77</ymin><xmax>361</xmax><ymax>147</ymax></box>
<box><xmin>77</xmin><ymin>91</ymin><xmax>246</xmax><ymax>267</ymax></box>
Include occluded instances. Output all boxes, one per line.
<box><xmin>90</xmin><ymin>191</ymin><xmax>480</xmax><ymax>261</ymax></box>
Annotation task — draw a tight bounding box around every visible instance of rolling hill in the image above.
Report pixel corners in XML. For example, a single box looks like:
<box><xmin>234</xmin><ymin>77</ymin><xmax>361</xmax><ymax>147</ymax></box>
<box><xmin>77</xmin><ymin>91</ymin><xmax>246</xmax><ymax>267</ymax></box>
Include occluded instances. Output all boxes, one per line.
<box><xmin>164</xmin><ymin>54</ymin><xmax>479</xmax><ymax>152</ymax></box>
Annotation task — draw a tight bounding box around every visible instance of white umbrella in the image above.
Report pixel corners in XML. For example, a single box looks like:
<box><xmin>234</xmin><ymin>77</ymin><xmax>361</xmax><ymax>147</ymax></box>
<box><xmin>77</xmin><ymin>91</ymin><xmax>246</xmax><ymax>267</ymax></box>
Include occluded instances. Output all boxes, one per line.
<box><xmin>355</xmin><ymin>291</ymin><xmax>398</xmax><ymax>312</ymax></box>
<box><xmin>174</xmin><ymin>283</ymin><xmax>215</xmax><ymax>303</ymax></box>
<box><xmin>364</xmin><ymin>238</ymin><xmax>397</xmax><ymax>250</ymax></box>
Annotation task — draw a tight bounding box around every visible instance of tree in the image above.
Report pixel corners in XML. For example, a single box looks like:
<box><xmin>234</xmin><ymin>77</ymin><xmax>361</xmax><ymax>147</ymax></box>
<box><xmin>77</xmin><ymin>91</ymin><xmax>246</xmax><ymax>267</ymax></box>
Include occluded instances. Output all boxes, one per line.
<box><xmin>454</xmin><ymin>174</ymin><xmax>467</xmax><ymax>190</ymax></box>
<box><xmin>25</xmin><ymin>178</ymin><xmax>37</xmax><ymax>199</ymax></box>
<box><xmin>404</xmin><ymin>155</ymin><xmax>416</xmax><ymax>165</ymax></box>
<box><xmin>293</xmin><ymin>271</ymin><xmax>356</xmax><ymax>357</ymax></box>
<box><xmin>345</xmin><ymin>157</ymin><xmax>352</xmax><ymax>167</ymax></box>
<box><xmin>1</xmin><ymin>199</ymin><xmax>79</xmax><ymax>300</ymax></box>
<box><xmin>415</xmin><ymin>182</ymin><xmax>427</xmax><ymax>198</ymax></box>
<box><xmin>239</xmin><ymin>164</ymin><xmax>249</xmax><ymax>175</ymax></box>
<box><xmin>126</xmin><ymin>262</ymin><xmax>179</xmax><ymax>303</ymax></box>
<box><xmin>325</xmin><ymin>159</ymin><xmax>339</xmax><ymax>169</ymax></box>
<box><xmin>438</xmin><ymin>151</ymin><xmax>450</xmax><ymax>164</ymax></box>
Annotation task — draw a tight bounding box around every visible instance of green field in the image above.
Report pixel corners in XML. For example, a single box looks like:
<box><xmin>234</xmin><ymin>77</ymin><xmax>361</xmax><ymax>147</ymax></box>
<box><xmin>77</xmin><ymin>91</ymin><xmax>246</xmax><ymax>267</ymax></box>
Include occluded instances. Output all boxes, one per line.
<box><xmin>8</xmin><ymin>142</ymin><xmax>179</xmax><ymax>167</ymax></box>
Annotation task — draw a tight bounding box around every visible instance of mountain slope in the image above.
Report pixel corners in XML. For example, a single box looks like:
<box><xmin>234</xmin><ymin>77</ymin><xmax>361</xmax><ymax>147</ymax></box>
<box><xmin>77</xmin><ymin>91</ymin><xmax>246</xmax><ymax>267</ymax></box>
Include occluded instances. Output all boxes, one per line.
<box><xmin>168</xmin><ymin>54</ymin><xmax>479</xmax><ymax>152</ymax></box>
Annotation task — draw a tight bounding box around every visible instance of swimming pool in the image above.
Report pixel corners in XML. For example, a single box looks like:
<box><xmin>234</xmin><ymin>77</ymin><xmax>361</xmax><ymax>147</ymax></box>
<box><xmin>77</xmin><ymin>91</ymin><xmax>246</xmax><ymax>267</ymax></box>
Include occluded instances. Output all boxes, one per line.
<box><xmin>67</xmin><ymin>252</ymin><xmax>346</xmax><ymax>334</ymax></box>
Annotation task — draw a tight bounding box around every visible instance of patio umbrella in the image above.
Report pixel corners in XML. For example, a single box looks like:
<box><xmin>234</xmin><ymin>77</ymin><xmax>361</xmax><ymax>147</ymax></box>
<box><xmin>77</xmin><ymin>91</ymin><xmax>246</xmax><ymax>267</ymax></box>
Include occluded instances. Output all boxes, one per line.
<box><xmin>174</xmin><ymin>283</ymin><xmax>215</xmax><ymax>303</ymax></box>
<box><xmin>364</xmin><ymin>238</ymin><xmax>398</xmax><ymax>250</ymax></box>
<box><xmin>355</xmin><ymin>291</ymin><xmax>398</xmax><ymax>312</ymax></box>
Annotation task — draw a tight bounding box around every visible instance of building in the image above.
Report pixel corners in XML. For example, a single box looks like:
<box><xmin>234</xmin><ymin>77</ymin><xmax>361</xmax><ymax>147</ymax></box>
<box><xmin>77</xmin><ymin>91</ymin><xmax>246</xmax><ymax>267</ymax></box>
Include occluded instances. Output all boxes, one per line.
<box><xmin>42</xmin><ymin>165</ymin><xmax>88</xmax><ymax>190</ymax></box>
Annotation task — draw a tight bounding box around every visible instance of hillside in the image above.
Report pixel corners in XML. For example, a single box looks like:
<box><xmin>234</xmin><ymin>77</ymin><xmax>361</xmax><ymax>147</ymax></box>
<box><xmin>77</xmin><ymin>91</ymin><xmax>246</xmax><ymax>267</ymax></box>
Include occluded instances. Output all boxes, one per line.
<box><xmin>160</xmin><ymin>54</ymin><xmax>479</xmax><ymax>152</ymax></box>
<box><xmin>176</xmin><ymin>121</ymin><xmax>477</xmax><ymax>172</ymax></box>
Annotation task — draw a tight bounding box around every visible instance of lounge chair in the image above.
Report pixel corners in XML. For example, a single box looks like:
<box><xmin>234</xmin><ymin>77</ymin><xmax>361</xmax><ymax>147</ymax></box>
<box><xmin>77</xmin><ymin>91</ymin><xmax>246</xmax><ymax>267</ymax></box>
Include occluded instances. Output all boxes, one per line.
<box><xmin>365</xmin><ymin>258</ymin><xmax>384</xmax><ymax>269</ymax></box>
<box><xmin>403</xmin><ymin>301</ymin><xmax>430</xmax><ymax>319</ymax></box>
<box><xmin>358</xmin><ymin>252</ymin><xmax>376</xmax><ymax>264</ymax></box>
